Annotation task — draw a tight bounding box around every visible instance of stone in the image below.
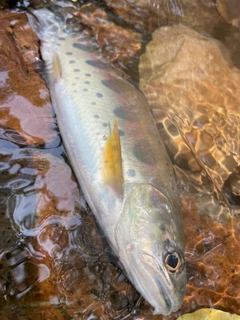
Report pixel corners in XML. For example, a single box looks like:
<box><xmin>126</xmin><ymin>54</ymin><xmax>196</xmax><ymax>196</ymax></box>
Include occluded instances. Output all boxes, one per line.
<box><xmin>139</xmin><ymin>25</ymin><xmax>240</xmax><ymax>211</ymax></box>
<box><xmin>0</xmin><ymin>11</ymin><xmax>59</xmax><ymax>147</ymax></box>
<box><xmin>216</xmin><ymin>0</ymin><xmax>240</xmax><ymax>27</ymax></box>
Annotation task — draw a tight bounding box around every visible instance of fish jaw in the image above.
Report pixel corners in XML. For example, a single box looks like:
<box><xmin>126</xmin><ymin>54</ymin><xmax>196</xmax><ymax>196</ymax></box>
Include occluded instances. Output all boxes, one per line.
<box><xmin>115</xmin><ymin>183</ymin><xmax>186</xmax><ymax>315</ymax></box>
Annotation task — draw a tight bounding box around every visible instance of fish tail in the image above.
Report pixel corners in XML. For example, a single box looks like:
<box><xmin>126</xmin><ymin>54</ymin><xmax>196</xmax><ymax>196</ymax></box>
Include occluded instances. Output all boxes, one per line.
<box><xmin>27</xmin><ymin>8</ymin><xmax>62</xmax><ymax>81</ymax></box>
<box><xmin>27</xmin><ymin>8</ymin><xmax>60</xmax><ymax>42</ymax></box>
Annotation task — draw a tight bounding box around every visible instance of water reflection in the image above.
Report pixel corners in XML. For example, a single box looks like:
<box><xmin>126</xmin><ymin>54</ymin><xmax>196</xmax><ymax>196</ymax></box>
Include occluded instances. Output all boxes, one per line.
<box><xmin>0</xmin><ymin>149</ymin><xmax>81</xmax><ymax>302</ymax></box>
<box><xmin>0</xmin><ymin>149</ymin><xmax>142</xmax><ymax>319</ymax></box>
<box><xmin>0</xmin><ymin>10</ymin><xmax>60</xmax><ymax>149</ymax></box>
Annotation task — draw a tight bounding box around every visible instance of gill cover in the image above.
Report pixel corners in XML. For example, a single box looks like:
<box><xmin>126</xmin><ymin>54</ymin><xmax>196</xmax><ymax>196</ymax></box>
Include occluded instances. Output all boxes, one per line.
<box><xmin>116</xmin><ymin>184</ymin><xmax>186</xmax><ymax>315</ymax></box>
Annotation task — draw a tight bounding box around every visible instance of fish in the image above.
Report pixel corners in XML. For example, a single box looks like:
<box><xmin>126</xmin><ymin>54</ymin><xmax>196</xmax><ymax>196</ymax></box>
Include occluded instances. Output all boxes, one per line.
<box><xmin>27</xmin><ymin>7</ymin><xmax>186</xmax><ymax>315</ymax></box>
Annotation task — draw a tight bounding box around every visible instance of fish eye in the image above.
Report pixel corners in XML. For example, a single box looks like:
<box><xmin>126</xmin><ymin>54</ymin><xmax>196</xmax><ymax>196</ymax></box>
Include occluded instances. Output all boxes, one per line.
<box><xmin>165</xmin><ymin>252</ymin><xmax>181</xmax><ymax>273</ymax></box>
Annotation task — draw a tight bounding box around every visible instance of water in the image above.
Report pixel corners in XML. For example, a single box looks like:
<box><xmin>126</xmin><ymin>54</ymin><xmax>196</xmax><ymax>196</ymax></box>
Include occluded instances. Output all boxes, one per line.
<box><xmin>0</xmin><ymin>149</ymin><xmax>141</xmax><ymax>319</ymax></box>
<box><xmin>0</xmin><ymin>1</ymin><xmax>240</xmax><ymax>319</ymax></box>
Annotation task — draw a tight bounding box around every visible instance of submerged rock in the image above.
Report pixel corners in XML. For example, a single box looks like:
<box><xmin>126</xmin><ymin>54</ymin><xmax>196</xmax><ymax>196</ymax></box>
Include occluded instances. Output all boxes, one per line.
<box><xmin>104</xmin><ymin>0</ymin><xmax>240</xmax><ymax>69</ymax></box>
<box><xmin>216</xmin><ymin>0</ymin><xmax>240</xmax><ymax>27</ymax></box>
<box><xmin>180</xmin><ymin>197</ymin><xmax>240</xmax><ymax>318</ymax></box>
<box><xmin>0</xmin><ymin>10</ymin><xmax>59</xmax><ymax>147</ymax></box>
<box><xmin>0</xmin><ymin>148</ymin><xmax>142</xmax><ymax>319</ymax></box>
<box><xmin>139</xmin><ymin>25</ymin><xmax>240</xmax><ymax>212</ymax></box>
<box><xmin>104</xmin><ymin>0</ymin><xmax>219</xmax><ymax>34</ymax></box>
<box><xmin>73</xmin><ymin>3</ymin><xmax>142</xmax><ymax>79</ymax></box>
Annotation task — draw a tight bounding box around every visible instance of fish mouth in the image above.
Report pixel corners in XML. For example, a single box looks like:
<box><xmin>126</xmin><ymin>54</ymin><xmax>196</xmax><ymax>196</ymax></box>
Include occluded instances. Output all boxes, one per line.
<box><xmin>140</xmin><ymin>253</ymin><xmax>175</xmax><ymax>315</ymax></box>
<box><xmin>153</xmin><ymin>276</ymin><xmax>174</xmax><ymax>315</ymax></box>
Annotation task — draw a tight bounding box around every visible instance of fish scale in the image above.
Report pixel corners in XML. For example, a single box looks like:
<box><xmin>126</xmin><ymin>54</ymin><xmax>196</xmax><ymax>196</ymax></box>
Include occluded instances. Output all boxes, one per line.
<box><xmin>27</xmin><ymin>8</ymin><xmax>186</xmax><ymax>315</ymax></box>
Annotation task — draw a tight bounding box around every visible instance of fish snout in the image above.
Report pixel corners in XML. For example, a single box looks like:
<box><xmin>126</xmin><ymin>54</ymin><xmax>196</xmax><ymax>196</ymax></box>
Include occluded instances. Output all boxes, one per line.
<box><xmin>140</xmin><ymin>253</ymin><xmax>185</xmax><ymax>315</ymax></box>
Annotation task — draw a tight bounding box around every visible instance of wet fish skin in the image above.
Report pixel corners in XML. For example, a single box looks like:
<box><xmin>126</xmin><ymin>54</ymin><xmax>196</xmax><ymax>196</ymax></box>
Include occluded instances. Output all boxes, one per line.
<box><xmin>27</xmin><ymin>8</ymin><xmax>186</xmax><ymax>315</ymax></box>
<box><xmin>116</xmin><ymin>184</ymin><xmax>186</xmax><ymax>314</ymax></box>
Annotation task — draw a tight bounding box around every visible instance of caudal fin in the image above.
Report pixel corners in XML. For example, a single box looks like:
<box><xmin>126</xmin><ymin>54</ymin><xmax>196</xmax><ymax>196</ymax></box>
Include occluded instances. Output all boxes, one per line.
<box><xmin>27</xmin><ymin>8</ymin><xmax>63</xmax><ymax>82</ymax></box>
<box><xmin>27</xmin><ymin>8</ymin><xmax>60</xmax><ymax>42</ymax></box>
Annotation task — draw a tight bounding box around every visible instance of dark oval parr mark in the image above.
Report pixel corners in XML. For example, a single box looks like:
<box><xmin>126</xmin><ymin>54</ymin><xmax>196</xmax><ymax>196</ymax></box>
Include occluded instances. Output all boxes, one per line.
<box><xmin>85</xmin><ymin>60</ymin><xmax>107</xmax><ymax>70</ymax></box>
<box><xmin>113</xmin><ymin>106</ymin><xmax>137</xmax><ymax>123</ymax></box>
<box><xmin>133</xmin><ymin>140</ymin><xmax>155</xmax><ymax>166</ymax></box>
<box><xmin>73</xmin><ymin>43</ymin><xmax>92</xmax><ymax>52</ymax></box>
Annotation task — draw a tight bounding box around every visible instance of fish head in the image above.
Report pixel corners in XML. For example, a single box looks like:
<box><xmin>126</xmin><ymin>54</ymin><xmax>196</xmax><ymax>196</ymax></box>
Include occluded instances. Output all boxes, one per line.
<box><xmin>116</xmin><ymin>183</ymin><xmax>186</xmax><ymax>315</ymax></box>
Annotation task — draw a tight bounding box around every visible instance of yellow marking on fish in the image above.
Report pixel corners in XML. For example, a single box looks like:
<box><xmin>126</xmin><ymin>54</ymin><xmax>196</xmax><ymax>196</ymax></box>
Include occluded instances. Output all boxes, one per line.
<box><xmin>52</xmin><ymin>52</ymin><xmax>62</xmax><ymax>79</ymax></box>
<box><xmin>102</xmin><ymin>119</ymin><xmax>123</xmax><ymax>197</ymax></box>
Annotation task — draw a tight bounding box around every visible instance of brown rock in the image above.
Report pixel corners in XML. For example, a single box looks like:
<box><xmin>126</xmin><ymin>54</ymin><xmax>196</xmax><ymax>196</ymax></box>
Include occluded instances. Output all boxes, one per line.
<box><xmin>104</xmin><ymin>0</ymin><xmax>218</xmax><ymax>33</ymax></box>
<box><xmin>0</xmin><ymin>11</ymin><xmax>58</xmax><ymax>147</ymax></box>
<box><xmin>0</xmin><ymin>148</ymin><xmax>142</xmax><ymax>319</ymax></box>
<box><xmin>75</xmin><ymin>3</ymin><xmax>142</xmax><ymax>77</ymax></box>
<box><xmin>179</xmin><ymin>196</ymin><xmax>240</xmax><ymax>318</ymax></box>
<box><xmin>0</xmin><ymin>149</ymin><xmax>85</xmax><ymax>317</ymax></box>
<box><xmin>216</xmin><ymin>0</ymin><xmax>240</xmax><ymax>27</ymax></box>
<box><xmin>103</xmin><ymin>0</ymin><xmax>240</xmax><ymax>69</ymax></box>
<box><xmin>139</xmin><ymin>25</ymin><xmax>240</xmax><ymax>210</ymax></box>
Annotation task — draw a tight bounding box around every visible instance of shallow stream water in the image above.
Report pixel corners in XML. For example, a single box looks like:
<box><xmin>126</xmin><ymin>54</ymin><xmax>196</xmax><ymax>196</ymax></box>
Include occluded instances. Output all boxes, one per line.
<box><xmin>0</xmin><ymin>1</ymin><xmax>240</xmax><ymax>319</ymax></box>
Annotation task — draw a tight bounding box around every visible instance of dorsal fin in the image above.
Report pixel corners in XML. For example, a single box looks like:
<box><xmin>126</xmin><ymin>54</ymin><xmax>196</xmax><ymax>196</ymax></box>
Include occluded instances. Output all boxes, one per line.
<box><xmin>102</xmin><ymin>119</ymin><xmax>123</xmax><ymax>197</ymax></box>
<box><xmin>52</xmin><ymin>52</ymin><xmax>62</xmax><ymax>79</ymax></box>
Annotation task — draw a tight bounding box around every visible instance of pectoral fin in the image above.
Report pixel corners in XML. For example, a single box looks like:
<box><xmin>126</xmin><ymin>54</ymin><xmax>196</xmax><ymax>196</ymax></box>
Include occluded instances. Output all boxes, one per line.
<box><xmin>102</xmin><ymin>119</ymin><xmax>123</xmax><ymax>197</ymax></box>
<box><xmin>52</xmin><ymin>52</ymin><xmax>62</xmax><ymax>79</ymax></box>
